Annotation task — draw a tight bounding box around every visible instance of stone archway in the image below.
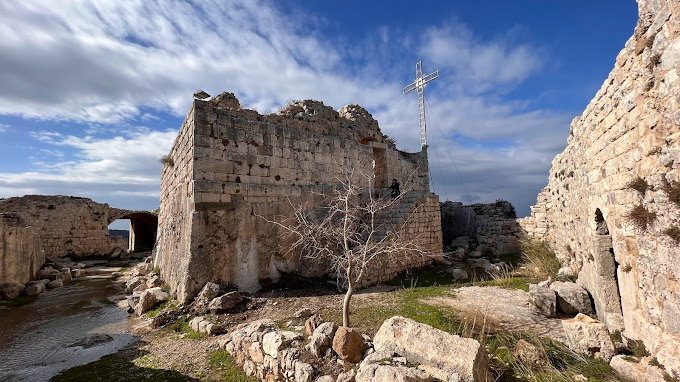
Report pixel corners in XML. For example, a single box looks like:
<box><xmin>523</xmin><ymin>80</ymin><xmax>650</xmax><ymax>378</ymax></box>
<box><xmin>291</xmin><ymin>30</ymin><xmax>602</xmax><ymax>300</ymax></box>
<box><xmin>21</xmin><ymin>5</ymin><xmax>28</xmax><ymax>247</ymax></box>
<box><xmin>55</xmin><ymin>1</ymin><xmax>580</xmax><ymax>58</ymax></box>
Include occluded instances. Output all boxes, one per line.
<box><xmin>592</xmin><ymin>208</ymin><xmax>624</xmax><ymax>327</ymax></box>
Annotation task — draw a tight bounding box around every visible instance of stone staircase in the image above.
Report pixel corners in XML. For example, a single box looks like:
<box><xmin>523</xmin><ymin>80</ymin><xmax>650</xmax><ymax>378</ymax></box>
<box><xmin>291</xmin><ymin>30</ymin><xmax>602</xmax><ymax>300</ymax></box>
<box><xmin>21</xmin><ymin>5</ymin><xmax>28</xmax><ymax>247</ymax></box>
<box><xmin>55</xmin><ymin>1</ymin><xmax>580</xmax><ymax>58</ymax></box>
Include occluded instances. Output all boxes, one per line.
<box><xmin>370</xmin><ymin>190</ymin><xmax>429</xmax><ymax>242</ymax></box>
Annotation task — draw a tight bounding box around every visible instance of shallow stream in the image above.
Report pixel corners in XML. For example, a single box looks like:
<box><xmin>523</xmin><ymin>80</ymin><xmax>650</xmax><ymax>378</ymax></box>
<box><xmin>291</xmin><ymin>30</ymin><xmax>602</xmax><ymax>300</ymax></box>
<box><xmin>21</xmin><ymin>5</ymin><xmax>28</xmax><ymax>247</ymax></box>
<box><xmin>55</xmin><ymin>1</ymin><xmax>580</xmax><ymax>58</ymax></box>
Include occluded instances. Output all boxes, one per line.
<box><xmin>0</xmin><ymin>270</ymin><xmax>138</xmax><ymax>382</ymax></box>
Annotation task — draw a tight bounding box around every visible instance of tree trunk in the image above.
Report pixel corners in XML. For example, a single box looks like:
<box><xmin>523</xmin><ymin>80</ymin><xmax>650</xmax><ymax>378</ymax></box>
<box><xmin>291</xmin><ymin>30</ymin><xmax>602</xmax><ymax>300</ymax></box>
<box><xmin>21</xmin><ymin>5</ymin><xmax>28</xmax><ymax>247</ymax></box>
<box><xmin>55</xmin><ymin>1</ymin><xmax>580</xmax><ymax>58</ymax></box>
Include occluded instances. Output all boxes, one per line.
<box><xmin>342</xmin><ymin>281</ymin><xmax>354</xmax><ymax>327</ymax></box>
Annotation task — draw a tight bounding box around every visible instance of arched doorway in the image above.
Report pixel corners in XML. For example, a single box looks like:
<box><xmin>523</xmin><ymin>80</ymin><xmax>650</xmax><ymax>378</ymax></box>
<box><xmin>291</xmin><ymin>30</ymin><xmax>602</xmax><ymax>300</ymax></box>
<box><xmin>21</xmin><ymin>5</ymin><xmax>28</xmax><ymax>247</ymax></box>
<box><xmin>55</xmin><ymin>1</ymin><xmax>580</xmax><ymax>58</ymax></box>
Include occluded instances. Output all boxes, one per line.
<box><xmin>107</xmin><ymin>212</ymin><xmax>158</xmax><ymax>253</ymax></box>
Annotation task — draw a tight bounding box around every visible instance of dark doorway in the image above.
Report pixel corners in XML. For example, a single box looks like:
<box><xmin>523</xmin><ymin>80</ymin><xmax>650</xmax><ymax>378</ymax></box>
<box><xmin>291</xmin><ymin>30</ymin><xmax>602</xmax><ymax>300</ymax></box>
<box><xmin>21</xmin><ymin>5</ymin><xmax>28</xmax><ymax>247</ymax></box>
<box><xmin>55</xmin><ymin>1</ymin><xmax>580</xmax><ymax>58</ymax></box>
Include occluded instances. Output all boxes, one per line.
<box><xmin>373</xmin><ymin>147</ymin><xmax>387</xmax><ymax>188</ymax></box>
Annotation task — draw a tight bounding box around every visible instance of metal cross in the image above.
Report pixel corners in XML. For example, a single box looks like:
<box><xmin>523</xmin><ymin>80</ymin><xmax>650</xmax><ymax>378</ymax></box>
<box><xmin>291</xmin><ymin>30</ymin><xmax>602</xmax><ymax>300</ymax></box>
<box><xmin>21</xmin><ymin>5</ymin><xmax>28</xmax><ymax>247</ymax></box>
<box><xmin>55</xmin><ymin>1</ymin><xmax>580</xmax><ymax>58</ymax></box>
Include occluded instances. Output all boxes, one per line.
<box><xmin>403</xmin><ymin>61</ymin><xmax>439</xmax><ymax>148</ymax></box>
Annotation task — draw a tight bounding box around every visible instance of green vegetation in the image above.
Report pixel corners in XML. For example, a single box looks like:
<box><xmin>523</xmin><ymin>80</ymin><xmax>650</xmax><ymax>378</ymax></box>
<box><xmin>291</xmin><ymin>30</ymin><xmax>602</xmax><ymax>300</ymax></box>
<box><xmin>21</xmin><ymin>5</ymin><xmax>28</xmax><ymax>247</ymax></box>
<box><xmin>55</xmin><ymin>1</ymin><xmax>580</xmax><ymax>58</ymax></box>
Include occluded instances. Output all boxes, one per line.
<box><xmin>519</xmin><ymin>238</ymin><xmax>561</xmax><ymax>281</ymax></box>
<box><xmin>463</xmin><ymin>276</ymin><xmax>531</xmax><ymax>292</ymax></box>
<box><xmin>166</xmin><ymin>314</ymin><xmax>206</xmax><ymax>339</ymax></box>
<box><xmin>208</xmin><ymin>351</ymin><xmax>257</xmax><ymax>382</ymax></box>
<box><xmin>628</xmin><ymin>338</ymin><xmax>650</xmax><ymax>357</ymax></box>
<box><xmin>625</xmin><ymin>204</ymin><xmax>657</xmax><ymax>230</ymax></box>
<box><xmin>146</xmin><ymin>300</ymin><xmax>179</xmax><ymax>318</ymax></box>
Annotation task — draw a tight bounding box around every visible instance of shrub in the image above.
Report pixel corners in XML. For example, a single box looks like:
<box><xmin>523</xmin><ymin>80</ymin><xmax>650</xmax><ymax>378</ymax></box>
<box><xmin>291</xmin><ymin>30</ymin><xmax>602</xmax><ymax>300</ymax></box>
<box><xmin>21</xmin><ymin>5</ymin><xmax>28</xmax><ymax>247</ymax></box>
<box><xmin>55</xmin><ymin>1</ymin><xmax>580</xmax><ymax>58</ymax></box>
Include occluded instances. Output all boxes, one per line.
<box><xmin>159</xmin><ymin>155</ymin><xmax>174</xmax><ymax>167</ymax></box>
<box><xmin>663</xmin><ymin>227</ymin><xmax>680</xmax><ymax>244</ymax></box>
<box><xmin>662</xmin><ymin>180</ymin><xmax>680</xmax><ymax>207</ymax></box>
<box><xmin>519</xmin><ymin>238</ymin><xmax>561</xmax><ymax>281</ymax></box>
<box><xmin>625</xmin><ymin>205</ymin><xmax>656</xmax><ymax>230</ymax></box>
<box><xmin>626</xmin><ymin>177</ymin><xmax>650</xmax><ymax>195</ymax></box>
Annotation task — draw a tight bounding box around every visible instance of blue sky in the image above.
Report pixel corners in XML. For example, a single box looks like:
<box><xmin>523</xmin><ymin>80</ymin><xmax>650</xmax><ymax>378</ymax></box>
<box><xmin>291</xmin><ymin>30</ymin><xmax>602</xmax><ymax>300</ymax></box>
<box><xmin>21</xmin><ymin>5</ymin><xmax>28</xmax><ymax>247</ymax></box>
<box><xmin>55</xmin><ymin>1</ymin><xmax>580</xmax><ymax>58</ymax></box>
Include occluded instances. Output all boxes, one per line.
<box><xmin>0</xmin><ymin>1</ymin><xmax>638</xmax><ymax>226</ymax></box>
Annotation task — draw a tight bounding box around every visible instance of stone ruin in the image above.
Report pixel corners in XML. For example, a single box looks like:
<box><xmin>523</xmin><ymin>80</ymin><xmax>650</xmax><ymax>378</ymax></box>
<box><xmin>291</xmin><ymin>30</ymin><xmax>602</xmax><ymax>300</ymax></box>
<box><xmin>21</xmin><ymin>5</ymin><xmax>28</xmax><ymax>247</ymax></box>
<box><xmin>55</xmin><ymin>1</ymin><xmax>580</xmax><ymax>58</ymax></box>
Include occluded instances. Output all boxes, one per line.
<box><xmin>153</xmin><ymin>93</ymin><xmax>444</xmax><ymax>304</ymax></box>
<box><xmin>520</xmin><ymin>0</ymin><xmax>680</xmax><ymax>375</ymax></box>
<box><xmin>0</xmin><ymin>195</ymin><xmax>157</xmax><ymax>286</ymax></box>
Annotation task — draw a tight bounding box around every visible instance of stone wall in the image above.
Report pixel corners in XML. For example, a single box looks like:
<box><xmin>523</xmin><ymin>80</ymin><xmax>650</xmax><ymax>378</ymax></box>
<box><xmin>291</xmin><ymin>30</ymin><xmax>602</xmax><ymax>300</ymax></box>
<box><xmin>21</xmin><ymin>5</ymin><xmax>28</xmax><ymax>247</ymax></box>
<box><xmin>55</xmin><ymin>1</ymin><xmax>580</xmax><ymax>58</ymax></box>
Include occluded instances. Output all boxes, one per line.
<box><xmin>519</xmin><ymin>0</ymin><xmax>680</xmax><ymax>375</ymax></box>
<box><xmin>441</xmin><ymin>201</ymin><xmax>521</xmax><ymax>256</ymax></box>
<box><xmin>0</xmin><ymin>195</ymin><xmax>127</xmax><ymax>259</ymax></box>
<box><xmin>154</xmin><ymin>93</ymin><xmax>443</xmax><ymax>304</ymax></box>
<box><xmin>0</xmin><ymin>214</ymin><xmax>43</xmax><ymax>285</ymax></box>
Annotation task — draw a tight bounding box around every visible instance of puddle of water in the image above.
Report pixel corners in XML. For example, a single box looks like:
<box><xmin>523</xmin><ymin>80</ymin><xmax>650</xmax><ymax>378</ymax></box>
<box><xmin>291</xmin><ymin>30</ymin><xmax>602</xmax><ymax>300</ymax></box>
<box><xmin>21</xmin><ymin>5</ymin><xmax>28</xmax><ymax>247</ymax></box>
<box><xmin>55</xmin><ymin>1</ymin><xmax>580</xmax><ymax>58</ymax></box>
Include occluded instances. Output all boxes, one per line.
<box><xmin>0</xmin><ymin>277</ymin><xmax>139</xmax><ymax>382</ymax></box>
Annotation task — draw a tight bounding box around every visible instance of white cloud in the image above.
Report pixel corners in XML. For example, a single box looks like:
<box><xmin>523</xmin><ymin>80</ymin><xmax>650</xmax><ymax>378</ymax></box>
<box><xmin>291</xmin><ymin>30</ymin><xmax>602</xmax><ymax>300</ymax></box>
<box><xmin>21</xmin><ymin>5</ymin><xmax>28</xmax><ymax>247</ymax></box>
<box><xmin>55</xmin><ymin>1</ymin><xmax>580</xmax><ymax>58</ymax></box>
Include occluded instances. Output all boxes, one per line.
<box><xmin>0</xmin><ymin>123</ymin><xmax>9</xmax><ymax>132</ymax></box>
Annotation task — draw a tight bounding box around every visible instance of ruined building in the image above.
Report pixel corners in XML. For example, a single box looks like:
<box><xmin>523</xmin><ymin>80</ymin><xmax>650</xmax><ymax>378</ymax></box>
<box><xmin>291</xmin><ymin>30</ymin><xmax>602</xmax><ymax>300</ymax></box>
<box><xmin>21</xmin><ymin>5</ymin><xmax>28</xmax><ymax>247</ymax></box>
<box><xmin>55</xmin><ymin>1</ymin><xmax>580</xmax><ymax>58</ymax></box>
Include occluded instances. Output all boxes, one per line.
<box><xmin>0</xmin><ymin>195</ymin><xmax>157</xmax><ymax>285</ymax></box>
<box><xmin>153</xmin><ymin>93</ymin><xmax>443</xmax><ymax>304</ymax></box>
<box><xmin>520</xmin><ymin>0</ymin><xmax>680</xmax><ymax>375</ymax></box>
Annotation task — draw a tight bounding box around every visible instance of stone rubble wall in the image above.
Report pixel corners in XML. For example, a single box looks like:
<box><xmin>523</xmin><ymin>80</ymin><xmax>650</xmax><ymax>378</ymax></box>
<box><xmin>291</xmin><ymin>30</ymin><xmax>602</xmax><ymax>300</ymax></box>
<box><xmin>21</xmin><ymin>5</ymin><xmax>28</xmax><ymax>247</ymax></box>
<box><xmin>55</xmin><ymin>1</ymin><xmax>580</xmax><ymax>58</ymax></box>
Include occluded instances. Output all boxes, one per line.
<box><xmin>154</xmin><ymin>94</ymin><xmax>442</xmax><ymax>304</ymax></box>
<box><xmin>519</xmin><ymin>0</ymin><xmax>680</xmax><ymax>376</ymax></box>
<box><xmin>0</xmin><ymin>195</ymin><xmax>127</xmax><ymax>261</ymax></box>
<box><xmin>356</xmin><ymin>194</ymin><xmax>443</xmax><ymax>288</ymax></box>
<box><xmin>0</xmin><ymin>214</ymin><xmax>44</xmax><ymax>285</ymax></box>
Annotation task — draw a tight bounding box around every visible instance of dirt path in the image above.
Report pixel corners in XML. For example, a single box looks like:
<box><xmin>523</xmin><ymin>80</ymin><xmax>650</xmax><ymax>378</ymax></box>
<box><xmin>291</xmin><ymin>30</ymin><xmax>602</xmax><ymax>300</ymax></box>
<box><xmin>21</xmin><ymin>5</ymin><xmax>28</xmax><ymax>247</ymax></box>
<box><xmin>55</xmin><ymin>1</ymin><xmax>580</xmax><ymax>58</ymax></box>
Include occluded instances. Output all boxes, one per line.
<box><xmin>427</xmin><ymin>286</ymin><xmax>567</xmax><ymax>341</ymax></box>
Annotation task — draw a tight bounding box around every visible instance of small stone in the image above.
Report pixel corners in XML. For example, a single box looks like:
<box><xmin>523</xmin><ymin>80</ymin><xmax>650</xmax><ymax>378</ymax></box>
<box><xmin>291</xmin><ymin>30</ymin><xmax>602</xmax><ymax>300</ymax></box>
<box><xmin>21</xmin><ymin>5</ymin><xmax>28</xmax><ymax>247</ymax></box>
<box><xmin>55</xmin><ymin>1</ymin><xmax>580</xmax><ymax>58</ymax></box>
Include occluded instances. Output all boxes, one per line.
<box><xmin>263</xmin><ymin>331</ymin><xmax>302</xmax><ymax>357</ymax></box>
<box><xmin>134</xmin><ymin>287</ymin><xmax>169</xmax><ymax>315</ymax></box>
<box><xmin>25</xmin><ymin>283</ymin><xmax>44</xmax><ymax>296</ymax></box>
<box><xmin>61</xmin><ymin>268</ymin><xmax>73</xmax><ymax>283</ymax></box>
<box><xmin>295</xmin><ymin>361</ymin><xmax>315</xmax><ymax>382</ymax></box>
<box><xmin>0</xmin><ymin>283</ymin><xmax>25</xmax><ymax>300</ymax></box>
<box><xmin>332</xmin><ymin>327</ymin><xmax>365</xmax><ymax>363</ymax></box>
<box><xmin>193</xmin><ymin>282</ymin><xmax>221</xmax><ymax>312</ymax></box>
<box><xmin>450</xmin><ymin>268</ymin><xmax>468</xmax><ymax>281</ymax></box>
<box><xmin>315</xmin><ymin>376</ymin><xmax>335</xmax><ymax>382</ymax></box>
<box><xmin>336</xmin><ymin>369</ymin><xmax>356</xmax><ymax>382</ymax></box>
<box><xmin>306</xmin><ymin>321</ymin><xmax>338</xmax><ymax>357</ymax></box>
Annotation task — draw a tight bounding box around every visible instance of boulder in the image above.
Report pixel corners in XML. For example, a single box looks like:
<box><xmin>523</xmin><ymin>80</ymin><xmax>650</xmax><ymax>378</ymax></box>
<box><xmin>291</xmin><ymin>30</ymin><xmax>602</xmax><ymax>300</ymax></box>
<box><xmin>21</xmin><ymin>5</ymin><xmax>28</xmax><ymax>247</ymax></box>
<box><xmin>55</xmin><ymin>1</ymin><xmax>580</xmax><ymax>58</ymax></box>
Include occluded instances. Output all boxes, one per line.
<box><xmin>305</xmin><ymin>314</ymin><xmax>324</xmax><ymax>336</ymax></box>
<box><xmin>125</xmin><ymin>276</ymin><xmax>146</xmax><ymax>293</ymax></box>
<box><xmin>134</xmin><ymin>287</ymin><xmax>169</xmax><ymax>315</ymax></box>
<box><xmin>0</xmin><ymin>283</ymin><xmax>25</xmax><ymax>300</ymax></box>
<box><xmin>332</xmin><ymin>327</ymin><xmax>365</xmax><ymax>363</ymax></box>
<box><xmin>451</xmin><ymin>268</ymin><xmax>469</xmax><ymax>281</ymax></box>
<box><xmin>562</xmin><ymin>314</ymin><xmax>615</xmax><ymax>360</ymax></box>
<box><xmin>549</xmin><ymin>281</ymin><xmax>595</xmax><ymax>316</ymax></box>
<box><xmin>263</xmin><ymin>330</ymin><xmax>302</xmax><ymax>357</ymax></box>
<box><xmin>295</xmin><ymin>307</ymin><xmax>313</xmax><ymax>318</ymax></box>
<box><xmin>356</xmin><ymin>350</ymin><xmax>433</xmax><ymax>382</ymax></box>
<box><xmin>61</xmin><ymin>268</ymin><xmax>73</xmax><ymax>283</ymax></box>
<box><xmin>193</xmin><ymin>282</ymin><xmax>221</xmax><ymax>311</ymax></box>
<box><xmin>71</xmin><ymin>268</ymin><xmax>82</xmax><ymax>278</ymax></box>
<box><xmin>610</xmin><ymin>355</ymin><xmax>668</xmax><ymax>382</ymax></box>
<box><xmin>25</xmin><ymin>283</ymin><xmax>45</xmax><ymax>296</ymax></box>
<box><xmin>373</xmin><ymin>316</ymin><xmax>490</xmax><ymax>382</ymax></box>
<box><xmin>513</xmin><ymin>339</ymin><xmax>548</xmax><ymax>369</ymax></box>
<box><xmin>47</xmin><ymin>279</ymin><xmax>64</xmax><ymax>289</ymax></box>
<box><xmin>315</xmin><ymin>376</ymin><xmax>335</xmax><ymax>382</ymax></box>
<box><xmin>146</xmin><ymin>275</ymin><xmax>162</xmax><ymax>288</ymax></box>
<box><xmin>529</xmin><ymin>284</ymin><xmax>556</xmax><ymax>317</ymax></box>
<box><xmin>37</xmin><ymin>267</ymin><xmax>62</xmax><ymax>281</ymax></box>
<box><xmin>294</xmin><ymin>361</ymin><xmax>315</xmax><ymax>382</ymax></box>
<box><xmin>208</xmin><ymin>291</ymin><xmax>243</xmax><ymax>313</ymax></box>
<box><xmin>133</xmin><ymin>283</ymin><xmax>148</xmax><ymax>293</ymax></box>
<box><xmin>306</xmin><ymin>321</ymin><xmax>338</xmax><ymax>357</ymax></box>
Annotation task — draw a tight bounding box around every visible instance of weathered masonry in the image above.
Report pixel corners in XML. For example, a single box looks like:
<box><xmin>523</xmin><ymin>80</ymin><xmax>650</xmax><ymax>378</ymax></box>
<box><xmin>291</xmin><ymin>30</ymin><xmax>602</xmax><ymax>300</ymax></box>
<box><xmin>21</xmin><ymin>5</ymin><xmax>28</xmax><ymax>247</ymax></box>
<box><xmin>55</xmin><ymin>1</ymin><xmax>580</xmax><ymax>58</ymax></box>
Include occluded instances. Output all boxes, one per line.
<box><xmin>0</xmin><ymin>195</ymin><xmax>157</xmax><ymax>285</ymax></box>
<box><xmin>520</xmin><ymin>0</ymin><xmax>680</xmax><ymax>376</ymax></box>
<box><xmin>154</xmin><ymin>93</ymin><xmax>443</xmax><ymax>304</ymax></box>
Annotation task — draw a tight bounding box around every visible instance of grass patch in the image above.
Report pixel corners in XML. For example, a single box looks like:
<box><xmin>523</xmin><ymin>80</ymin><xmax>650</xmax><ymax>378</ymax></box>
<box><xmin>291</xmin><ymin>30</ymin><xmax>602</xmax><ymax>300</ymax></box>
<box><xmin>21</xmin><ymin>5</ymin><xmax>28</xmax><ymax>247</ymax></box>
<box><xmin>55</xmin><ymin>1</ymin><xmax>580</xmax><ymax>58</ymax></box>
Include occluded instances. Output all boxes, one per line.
<box><xmin>464</xmin><ymin>276</ymin><xmax>531</xmax><ymax>292</ymax></box>
<box><xmin>146</xmin><ymin>300</ymin><xmax>178</xmax><ymax>318</ymax></box>
<box><xmin>662</xmin><ymin>180</ymin><xmax>680</xmax><ymax>207</ymax></box>
<box><xmin>166</xmin><ymin>314</ymin><xmax>206</xmax><ymax>339</ymax></box>
<box><xmin>625</xmin><ymin>204</ymin><xmax>657</xmax><ymax>230</ymax></box>
<box><xmin>208</xmin><ymin>351</ymin><xmax>257</xmax><ymax>382</ymax></box>
<box><xmin>628</xmin><ymin>338</ymin><xmax>650</xmax><ymax>357</ymax></box>
<box><xmin>72</xmin><ymin>300</ymin><xmax>90</xmax><ymax>310</ymax></box>
<box><xmin>386</xmin><ymin>267</ymin><xmax>458</xmax><ymax>288</ymax></box>
<box><xmin>119</xmin><ymin>267</ymin><xmax>129</xmax><ymax>273</ymax></box>
<box><xmin>626</xmin><ymin>177</ymin><xmax>650</xmax><ymax>194</ymax></box>
<box><xmin>519</xmin><ymin>238</ymin><xmax>561</xmax><ymax>281</ymax></box>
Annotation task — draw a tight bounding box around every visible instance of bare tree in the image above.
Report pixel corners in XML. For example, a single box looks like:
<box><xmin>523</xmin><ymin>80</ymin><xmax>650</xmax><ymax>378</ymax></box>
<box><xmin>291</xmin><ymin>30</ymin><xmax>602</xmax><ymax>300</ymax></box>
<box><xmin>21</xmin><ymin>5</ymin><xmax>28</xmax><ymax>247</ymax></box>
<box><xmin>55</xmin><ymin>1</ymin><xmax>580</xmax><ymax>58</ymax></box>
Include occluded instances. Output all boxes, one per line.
<box><xmin>265</xmin><ymin>170</ymin><xmax>430</xmax><ymax>328</ymax></box>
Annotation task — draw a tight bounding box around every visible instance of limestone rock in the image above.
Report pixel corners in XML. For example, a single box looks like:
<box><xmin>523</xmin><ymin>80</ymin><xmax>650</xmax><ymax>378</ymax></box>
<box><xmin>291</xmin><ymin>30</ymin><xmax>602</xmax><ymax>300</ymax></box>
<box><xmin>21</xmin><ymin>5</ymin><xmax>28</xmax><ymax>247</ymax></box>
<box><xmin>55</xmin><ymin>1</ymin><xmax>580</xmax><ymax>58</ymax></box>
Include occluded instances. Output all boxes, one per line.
<box><xmin>373</xmin><ymin>316</ymin><xmax>489</xmax><ymax>382</ymax></box>
<box><xmin>529</xmin><ymin>284</ymin><xmax>556</xmax><ymax>318</ymax></box>
<box><xmin>332</xmin><ymin>327</ymin><xmax>365</xmax><ymax>363</ymax></box>
<box><xmin>0</xmin><ymin>283</ymin><xmax>25</xmax><ymax>300</ymax></box>
<box><xmin>294</xmin><ymin>361</ymin><xmax>315</xmax><ymax>382</ymax></box>
<box><xmin>295</xmin><ymin>307</ymin><xmax>313</xmax><ymax>318</ymax></box>
<box><xmin>305</xmin><ymin>314</ymin><xmax>323</xmax><ymax>336</ymax></box>
<box><xmin>562</xmin><ymin>314</ymin><xmax>615</xmax><ymax>360</ymax></box>
<box><xmin>193</xmin><ymin>282</ymin><xmax>221</xmax><ymax>311</ymax></box>
<box><xmin>25</xmin><ymin>283</ymin><xmax>44</xmax><ymax>296</ymax></box>
<box><xmin>208</xmin><ymin>291</ymin><xmax>243</xmax><ymax>313</ymax></box>
<box><xmin>550</xmin><ymin>281</ymin><xmax>595</xmax><ymax>316</ymax></box>
<box><xmin>135</xmin><ymin>287</ymin><xmax>169</xmax><ymax>315</ymax></box>
<box><xmin>336</xmin><ymin>369</ymin><xmax>356</xmax><ymax>382</ymax></box>
<box><xmin>37</xmin><ymin>267</ymin><xmax>62</xmax><ymax>281</ymax></box>
<box><xmin>610</xmin><ymin>355</ymin><xmax>668</xmax><ymax>382</ymax></box>
<box><xmin>513</xmin><ymin>339</ymin><xmax>548</xmax><ymax>370</ymax></box>
<box><xmin>211</xmin><ymin>91</ymin><xmax>241</xmax><ymax>109</ymax></box>
<box><xmin>315</xmin><ymin>376</ymin><xmax>335</xmax><ymax>382</ymax></box>
<box><xmin>61</xmin><ymin>268</ymin><xmax>72</xmax><ymax>283</ymax></box>
<box><xmin>125</xmin><ymin>276</ymin><xmax>146</xmax><ymax>293</ymax></box>
<box><xmin>306</xmin><ymin>321</ymin><xmax>338</xmax><ymax>357</ymax></box>
<box><xmin>71</xmin><ymin>268</ymin><xmax>81</xmax><ymax>278</ymax></box>
<box><xmin>262</xmin><ymin>331</ymin><xmax>302</xmax><ymax>358</ymax></box>
<box><xmin>451</xmin><ymin>268</ymin><xmax>469</xmax><ymax>281</ymax></box>
<box><xmin>47</xmin><ymin>279</ymin><xmax>63</xmax><ymax>288</ymax></box>
<box><xmin>356</xmin><ymin>363</ymin><xmax>433</xmax><ymax>382</ymax></box>
<box><xmin>146</xmin><ymin>275</ymin><xmax>162</xmax><ymax>288</ymax></box>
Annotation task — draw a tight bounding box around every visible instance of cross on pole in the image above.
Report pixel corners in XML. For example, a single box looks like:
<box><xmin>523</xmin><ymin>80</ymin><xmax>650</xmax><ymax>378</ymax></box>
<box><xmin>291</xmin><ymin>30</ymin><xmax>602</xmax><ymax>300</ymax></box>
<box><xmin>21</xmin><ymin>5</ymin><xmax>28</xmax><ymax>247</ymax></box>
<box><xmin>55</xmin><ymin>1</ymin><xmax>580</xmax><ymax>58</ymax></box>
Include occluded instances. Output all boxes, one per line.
<box><xmin>403</xmin><ymin>61</ymin><xmax>439</xmax><ymax>148</ymax></box>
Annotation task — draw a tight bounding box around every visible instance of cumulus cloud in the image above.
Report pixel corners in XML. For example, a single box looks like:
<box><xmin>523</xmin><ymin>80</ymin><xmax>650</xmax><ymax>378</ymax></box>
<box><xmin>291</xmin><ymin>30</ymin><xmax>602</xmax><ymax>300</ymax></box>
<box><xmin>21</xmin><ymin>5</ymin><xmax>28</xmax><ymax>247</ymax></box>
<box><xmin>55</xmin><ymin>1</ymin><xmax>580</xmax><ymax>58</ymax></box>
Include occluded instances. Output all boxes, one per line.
<box><xmin>0</xmin><ymin>0</ymin><xmax>574</xmax><ymax>215</ymax></box>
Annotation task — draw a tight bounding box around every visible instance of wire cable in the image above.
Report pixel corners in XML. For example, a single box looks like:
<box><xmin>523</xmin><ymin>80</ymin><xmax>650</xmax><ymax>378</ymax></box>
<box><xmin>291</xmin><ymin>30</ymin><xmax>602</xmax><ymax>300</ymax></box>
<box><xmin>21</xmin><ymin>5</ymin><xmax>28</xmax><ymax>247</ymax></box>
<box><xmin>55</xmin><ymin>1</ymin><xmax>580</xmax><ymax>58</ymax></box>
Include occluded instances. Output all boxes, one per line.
<box><xmin>425</xmin><ymin>95</ymin><xmax>473</xmax><ymax>204</ymax></box>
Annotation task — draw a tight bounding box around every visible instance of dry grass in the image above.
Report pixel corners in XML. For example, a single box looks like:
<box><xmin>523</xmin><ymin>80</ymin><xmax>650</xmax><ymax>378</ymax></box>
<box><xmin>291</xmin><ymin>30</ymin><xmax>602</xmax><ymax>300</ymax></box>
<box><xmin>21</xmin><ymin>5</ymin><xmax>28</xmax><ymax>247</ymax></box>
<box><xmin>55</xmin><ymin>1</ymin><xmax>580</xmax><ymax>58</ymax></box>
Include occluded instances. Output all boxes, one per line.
<box><xmin>625</xmin><ymin>204</ymin><xmax>657</xmax><ymax>230</ymax></box>
<box><xmin>159</xmin><ymin>155</ymin><xmax>174</xmax><ymax>167</ymax></box>
<box><xmin>626</xmin><ymin>177</ymin><xmax>650</xmax><ymax>194</ymax></box>
<box><xmin>662</xmin><ymin>180</ymin><xmax>680</xmax><ymax>207</ymax></box>
<box><xmin>663</xmin><ymin>227</ymin><xmax>680</xmax><ymax>244</ymax></box>
<box><xmin>519</xmin><ymin>238</ymin><xmax>561</xmax><ymax>281</ymax></box>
